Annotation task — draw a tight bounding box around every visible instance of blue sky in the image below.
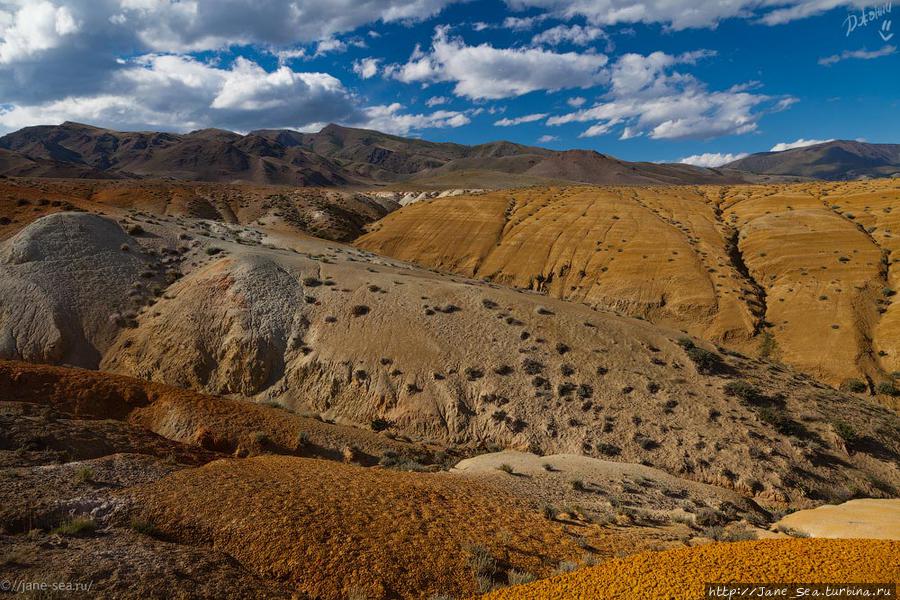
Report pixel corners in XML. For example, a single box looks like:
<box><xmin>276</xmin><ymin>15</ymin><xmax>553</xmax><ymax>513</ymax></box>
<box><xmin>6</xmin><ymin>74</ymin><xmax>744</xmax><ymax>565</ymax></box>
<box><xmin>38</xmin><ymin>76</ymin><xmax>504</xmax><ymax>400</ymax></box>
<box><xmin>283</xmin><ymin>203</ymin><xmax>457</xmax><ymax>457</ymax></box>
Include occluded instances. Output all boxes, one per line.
<box><xmin>0</xmin><ymin>0</ymin><xmax>897</xmax><ymax>165</ymax></box>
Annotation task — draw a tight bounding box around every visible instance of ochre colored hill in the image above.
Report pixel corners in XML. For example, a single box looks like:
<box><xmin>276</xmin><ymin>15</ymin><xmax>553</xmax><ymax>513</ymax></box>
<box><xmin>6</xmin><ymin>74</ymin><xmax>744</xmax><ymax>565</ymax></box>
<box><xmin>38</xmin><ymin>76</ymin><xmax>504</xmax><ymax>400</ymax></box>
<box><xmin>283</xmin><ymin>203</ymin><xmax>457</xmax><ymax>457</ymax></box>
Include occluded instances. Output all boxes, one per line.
<box><xmin>356</xmin><ymin>179</ymin><xmax>900</xmax><ymax>394</ymax></box>
<box><xmin>130</xmin><ymin>454</ymin><xmax>586</xmax><ymax>600</ymax></box>
<box><xmin>2</xmin><ymin>207</ymin><xmax>899</xmax><ymax>505</ymax></box>
<box><xmin>0</xmin><ymin>360</ymin><xmax>430</xmax><ymax>465</ymax></box>
<box><xmin>481</xmin><ymin>538</ymin><xmax>900</xmax><ymax>600</ymax></box>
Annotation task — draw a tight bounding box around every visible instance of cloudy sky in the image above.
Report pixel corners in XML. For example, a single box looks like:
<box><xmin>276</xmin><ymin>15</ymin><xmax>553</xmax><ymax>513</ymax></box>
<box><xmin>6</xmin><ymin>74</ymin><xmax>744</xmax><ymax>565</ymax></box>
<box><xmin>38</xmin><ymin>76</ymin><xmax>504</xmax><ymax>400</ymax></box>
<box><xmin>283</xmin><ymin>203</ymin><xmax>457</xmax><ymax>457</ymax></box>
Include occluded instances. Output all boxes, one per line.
<box><xmin>0</xmin><ymin>0</ymin><xmax>897</xmax><ymax>164</ymax></box>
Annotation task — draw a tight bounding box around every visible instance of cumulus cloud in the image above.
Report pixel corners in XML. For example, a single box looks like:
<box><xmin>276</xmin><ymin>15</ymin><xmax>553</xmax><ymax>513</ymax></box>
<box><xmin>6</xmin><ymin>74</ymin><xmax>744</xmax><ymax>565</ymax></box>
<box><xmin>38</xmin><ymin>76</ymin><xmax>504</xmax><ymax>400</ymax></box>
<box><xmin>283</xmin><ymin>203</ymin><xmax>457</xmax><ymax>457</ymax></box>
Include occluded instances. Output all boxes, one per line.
<box><xmin>531</xmin><ymin>24</ymin><xmax>606</xmax><ymax>46</ymax></box>
<box><xmin>387</xmin><ymin>27</ymin><xmax>608</xmax><ymax>99</ymax></box>
<box><xmin>0</xmin><ymin>54</ymin><xmax>360</xmax><ymax>132</ymax></box>
<box><xmin>770</xmin><ymin>138</ymin><xmax>834</xmax><ymax>151</ymax></box>
<box><xmin>353</xmin><ymin>57</ymin><xmax>381</xmax><ymax>79</ymax></box>
<box><xmin>504</xmin><ymin>0</ymin><xmax>866</xmax><ymax>30</ymax></box>
<box><xmin>359</xmin><ymin>102</ymin><xmax>472</xmax><ymax>134</ymax></box>
<box><xmin>567</xmin><ymin>96</ymin><xmax>586</xmax><ymax>107</ymax></box>
<box><xmin>494</xmin><ymin>113</ymin><xmax>548</xmax><ymax>126</ymax></box>
<box><xmin>818</xmin><ymin>45</ymin><xmax>896</xmax><ymax>66</ymax></box>
<box><xmin>679</xmin><ymin>152</ymin><xmax>749</xmax><ymax>167</ymax></box>
<box><xmin>538</xmin><ymin>134</ymin><xmax>558</xmax><ymax>142</ymax></box>
<box><xmin>546</xmin><ymin>50</ymin><xmax>792</xmax><ymax>140</ymax></box>
<box><xmin>0</xmin><ymin>1</ymin><xmax>79</xmax><ymax>63</ymax></box>
<box><xmin>426</xmin><ymin>95</ymin><xmax>450</xmax><ymax>106</ymax></box>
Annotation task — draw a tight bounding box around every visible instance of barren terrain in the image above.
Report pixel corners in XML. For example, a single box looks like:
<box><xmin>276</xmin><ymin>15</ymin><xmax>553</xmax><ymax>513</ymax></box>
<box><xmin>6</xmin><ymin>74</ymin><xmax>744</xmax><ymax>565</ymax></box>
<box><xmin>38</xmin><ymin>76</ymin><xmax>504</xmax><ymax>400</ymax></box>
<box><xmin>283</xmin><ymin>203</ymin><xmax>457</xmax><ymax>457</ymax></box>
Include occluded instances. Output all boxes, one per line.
<box><xmin>1</xmin><ymin>174</ymin><xmax>898</xmax><ymax>599</ymax></box>
<box><xmin>357</xmin><ymin>179</ymin><xmax>900</xmax><ymax>399</ymax></box>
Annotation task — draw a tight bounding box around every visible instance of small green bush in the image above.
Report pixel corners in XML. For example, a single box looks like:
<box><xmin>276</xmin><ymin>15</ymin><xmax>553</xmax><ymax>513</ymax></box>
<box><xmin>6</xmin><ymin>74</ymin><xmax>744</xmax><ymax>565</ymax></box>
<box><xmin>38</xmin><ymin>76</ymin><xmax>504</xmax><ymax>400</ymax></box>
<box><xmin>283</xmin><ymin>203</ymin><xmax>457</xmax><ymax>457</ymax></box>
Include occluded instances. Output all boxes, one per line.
<box><xmin>686</xmin><ymin>347</ymin><xmax>723</xmax><ymax>374</ymax></box>
<box><xmin>723</xmin><ymin>380</ymin><xmax>764</xmax><ymax>405</ymax></box>
<box><xmin>52</xmin><ymin>517</ymin><xmax>97</xmax><ymax>537</ymax></box>
<box><xmin>842</xmin><ymin>379</ymin><xmax>867</xmax><ymax>393</ymax></box>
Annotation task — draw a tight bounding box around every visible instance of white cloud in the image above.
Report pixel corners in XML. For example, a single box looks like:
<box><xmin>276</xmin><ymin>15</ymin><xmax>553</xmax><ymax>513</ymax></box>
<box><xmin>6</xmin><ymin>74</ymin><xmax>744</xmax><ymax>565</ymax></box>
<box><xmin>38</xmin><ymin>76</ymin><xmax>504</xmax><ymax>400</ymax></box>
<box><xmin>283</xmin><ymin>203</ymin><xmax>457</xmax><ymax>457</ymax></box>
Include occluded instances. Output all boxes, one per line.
<box><xmin>546</xmin><ymin>51</ymin><xmax>790</xmax><ymax>140</ymax></box>
<box><xmin>567</xmin><ymin>96</ymin><xmax>586</xmax><ymax>107</ymax></box>
<box><xmin>504</xmin><ymin>0</ymin><xmax>866</xmax><ymax>30</ymax></box>
<box><xmin>0</xmin><ymin>54</ymin><xmax>359</xmax><ymax>132</ymax></box>
<box><xmin>494</xmin><ymin>113</ymin><xmax>548</xmax><ymax>126</ymax></box>
<box><xmin>532</xmin><ymin>24</ymin><xmax>606</xmax><ymax>46</ymax></box>
<box><xmin>0</xmin><ymin>1</ymin><xmax>80</xmax><ymax>63</ymax></box>
<box><xmin>274</xmin><ymin>48</ymin><xmax>307</xmax><ymax>64</ymax></box>
<box><xmin>538</xmin><ymin>134</ymin><xmax>558</xmax><ymax>142</ymax></box>
<box><xmin>679</xmin><ymin>152</ymin><xmax>749</xmax><ymax>167</ymax></box>
<box><xmin>502</xmin><ymin>15</ymin><xmax>548</xmax><ymax>30</ymax></box>
<box><xmin>770</xmin><ymin>138</ymin><xmax>834</xmax><ymax>151</ymax></box>
<box><xmin>425</xmin><ymin>95</ymin><xmax>450</xmax><ymax>106</ymax></box>
<box><xmin>359</xmin><ymin>102</ymin><xmax>472</xmax><ymax>134</ymax></box>
<box><xmin>122</xmin><ymin>0</ymin><xmax>457</xmax><ymax>52</ymax></box>
<box><xmin>387</xmin><ymin>27</ymin><xmax>608</xmax><ymax>99</ymax></box>
<box><xmin>819</xmin><ymin>45</ymin><xmax>896</xmax><ymax>66</ymax></box>
<box><xmin>353</xmin><ymin>57</ymin><xmax>381</xmax><ymax>79</ymax></box>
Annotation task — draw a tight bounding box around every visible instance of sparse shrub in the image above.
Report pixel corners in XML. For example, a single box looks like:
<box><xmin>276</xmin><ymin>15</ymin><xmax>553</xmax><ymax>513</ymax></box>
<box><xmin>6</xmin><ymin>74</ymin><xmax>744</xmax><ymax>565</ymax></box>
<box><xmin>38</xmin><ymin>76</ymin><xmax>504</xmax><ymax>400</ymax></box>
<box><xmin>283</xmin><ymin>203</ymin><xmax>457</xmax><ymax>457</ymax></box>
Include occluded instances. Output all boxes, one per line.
<box><xmin>507</xmin><ymin>570</ymin><xmax>536</xmax><ymax>586</ymax></box>
<box><xmin>596</xmin><ymin>443</ymin><xmax>620</xmax><ymax>456</ymax></box>
<box><xmin>571</xmin><ymin>479</ymin><xmax>586</xmax><ymax>492</ymax></box>
<box><xmin>676</xmin><ymin>337</ymin><xmax>695</xmax><ymax>350</ymax></box>
<box><xmin>554</xmin><ymin>560</ymin><xmax>578</xmax><ymax>575</ymax></box>
<box><xmin>350</xmin><ymin>304</ymin><xmax>370</xmax><ymax>317</ymax></box>
<box><xmin>756</xmin><ymin>406</ymin><xmax>803</xmax><ymax>437</ymax></box>
<box><xmin>74</xmin><ymin>466</ymin><xmax>94</xmax><ymax>484</ymax></box>
<box><xmin>465</xmin><ymin>367</ymin><xmax>484</xmax><ymax>381</ymax></box>
<box><xmin>52</xmin><ymin>517</ymin><xmax>97</xmax><ymax>537</ymax></box>
<box><xmin>832</xmin><ymin>421</ymin><xmax>859</xmax><ymax>445</ymax></box>
<box><xmin>876</xmin><ymin>381</ymin><xmax>899</xmax><ymax>396</ymax></box>
<box><xmin>130</xmin><ymin>517</ymin><xmax>160</xmax><ymax>537</ymax></box>
<box><xmin>522</xmin><ymin>359</ymin><xmax>544</xmax><ymax>375</ymax></box>
<box><xmin>842</xmin><ymin>379</ymin><xmax>867</xmax><ymax>393</ymax></box>
<box><xmin>205</xmin><ymin>246</ymin><xmax>222</xmax><ymax>255</ymax></box>
<box><xmin>536</xmin><ymin>306</ymin><xmax>554</xmax><ymax>315</ymax></box>
<box><xmin>371</xmin><ymin>418</ymin><xmax>392</xmax><ymax>432</ymax></box>
<box><xmin>481</xmin><ymin>298</ymin><xmax>498</xmax><ymax>309</ymax></box>
<box><xmin>723</xmin><ymin>380</ymin><xmax>764</xmax><ymax>405</ymax></box>
<box><xmin>557</xmin><ymin>382</ymin><xmax>576</xmax><ymax>396</ymax></box>
<box><xmin>686</xmin><ymin>346</ymin><xmax>723</xmax><ymax>374</ymax></box>
<box><xmin>302</xmin><ymin>276</ymin><xmax>322</xmax><ymax>287</ymax></box>
<box><xmin>494</xmin><ymin>365</ymin><xmax>514</xmax><ymax>375</ymax></box>
<box><xmin>694</xmin><ymin>507</ymin><xmax>725</xmax><ymax>527</ymax></box>
<box><xmin>126</xmin><ymin>223</ymin><xmax>144</xmax><ymax>235</ymax></box>
<box><xmin>467</xmin><ymin>544</ymin><xmax>498</xmax><ymax>580</ymax></box>
<box><xmin>576</xmin><ymin>383</ymin><xmax>593</xmax><ymax>399</ymax></box>
<box><xmin>555</xmin><ymin>342</ymin><xmax>570</xmax><ymax>355</ymax></box>
<box><xmin>251</xmin><ymin>431</ymin><xmax>269</xmax><ymax>445</ymax></box>
<box><xmin>497</xmin><ymin>463</ymin><xmax>514</xmax><ymax>474</ymax></box>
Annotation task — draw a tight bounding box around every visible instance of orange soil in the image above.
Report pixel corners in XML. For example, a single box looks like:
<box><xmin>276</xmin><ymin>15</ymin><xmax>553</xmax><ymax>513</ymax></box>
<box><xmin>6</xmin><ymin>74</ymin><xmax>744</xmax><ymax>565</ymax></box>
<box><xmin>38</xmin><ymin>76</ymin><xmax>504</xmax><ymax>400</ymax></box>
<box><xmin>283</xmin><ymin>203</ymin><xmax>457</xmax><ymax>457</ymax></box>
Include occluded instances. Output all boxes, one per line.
<box><xmin>0</xmin><ymin>360</ymin><xmax>421</xmax><ymax>461</ymax></box>
<box><xmin>481</xmin><ymin>538</ymin><xmax>900</xmax><ymax>600</ymax></box>
<box><xmin>131</xmin><ymin>455</ymin><xmax>586</xmax><ymax>600</ymax></box>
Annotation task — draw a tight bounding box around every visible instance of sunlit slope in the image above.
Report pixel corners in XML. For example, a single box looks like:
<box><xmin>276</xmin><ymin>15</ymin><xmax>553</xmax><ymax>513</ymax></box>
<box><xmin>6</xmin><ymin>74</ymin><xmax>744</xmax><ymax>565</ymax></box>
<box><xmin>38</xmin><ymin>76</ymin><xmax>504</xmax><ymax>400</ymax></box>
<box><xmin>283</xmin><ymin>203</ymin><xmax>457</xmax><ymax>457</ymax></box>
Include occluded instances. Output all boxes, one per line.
<box><xmin>356</xmin><ymin>180</ymin><xmax>900</xmax><ymax>390</ymax></box>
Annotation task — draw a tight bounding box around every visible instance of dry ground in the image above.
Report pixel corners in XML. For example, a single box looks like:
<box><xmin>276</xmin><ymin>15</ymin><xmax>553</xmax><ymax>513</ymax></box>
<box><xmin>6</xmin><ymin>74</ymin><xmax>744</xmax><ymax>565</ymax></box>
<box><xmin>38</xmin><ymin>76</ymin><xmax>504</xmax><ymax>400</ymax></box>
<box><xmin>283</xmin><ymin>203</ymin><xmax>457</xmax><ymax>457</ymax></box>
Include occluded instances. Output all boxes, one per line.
<box><xmin>356</xmin><ymin>180</ymin><xmax>900</xmax><ymax>397</ymax></box>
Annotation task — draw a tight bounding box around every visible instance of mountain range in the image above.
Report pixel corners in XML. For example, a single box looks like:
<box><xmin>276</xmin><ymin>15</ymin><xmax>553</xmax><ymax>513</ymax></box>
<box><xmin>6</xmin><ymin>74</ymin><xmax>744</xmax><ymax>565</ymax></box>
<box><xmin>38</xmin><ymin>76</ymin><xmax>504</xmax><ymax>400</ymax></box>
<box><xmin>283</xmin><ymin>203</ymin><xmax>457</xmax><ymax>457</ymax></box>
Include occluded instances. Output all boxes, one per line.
<box><xmin>724</xmin><ymin>140</ymin><xmax>900</xmax><ymax>180</ymax></box>
<box><xmin>0</xmin><ymin>121</ymin><xmax>787</xmax><ymax>187</ymax></box>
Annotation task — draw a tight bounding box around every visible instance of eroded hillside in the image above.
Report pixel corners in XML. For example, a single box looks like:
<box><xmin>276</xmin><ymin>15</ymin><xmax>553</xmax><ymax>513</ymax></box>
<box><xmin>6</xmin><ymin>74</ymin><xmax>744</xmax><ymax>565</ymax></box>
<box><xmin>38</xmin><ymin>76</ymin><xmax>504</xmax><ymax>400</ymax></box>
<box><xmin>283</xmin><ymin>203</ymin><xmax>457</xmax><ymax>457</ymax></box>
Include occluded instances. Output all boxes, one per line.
<box><xmin>0</xmin><ymin>204</ymin><xmax>897</xmax><ymax>505</ymax></box>
<box><xmin>356</xmin><ymin>180</ymin><xmax>900</xmax><ymax>395</ymax></box>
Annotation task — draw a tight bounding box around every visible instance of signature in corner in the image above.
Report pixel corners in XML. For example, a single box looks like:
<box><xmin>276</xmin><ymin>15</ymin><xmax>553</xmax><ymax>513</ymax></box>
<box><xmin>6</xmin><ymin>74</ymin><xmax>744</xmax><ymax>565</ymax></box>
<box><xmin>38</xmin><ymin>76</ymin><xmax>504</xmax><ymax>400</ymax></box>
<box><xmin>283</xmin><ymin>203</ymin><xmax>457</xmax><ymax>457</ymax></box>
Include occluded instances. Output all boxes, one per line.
<box><xmin>843</xmin><ymin>2</ymin><xmax>893</xmax><ymax>38</ymax></box>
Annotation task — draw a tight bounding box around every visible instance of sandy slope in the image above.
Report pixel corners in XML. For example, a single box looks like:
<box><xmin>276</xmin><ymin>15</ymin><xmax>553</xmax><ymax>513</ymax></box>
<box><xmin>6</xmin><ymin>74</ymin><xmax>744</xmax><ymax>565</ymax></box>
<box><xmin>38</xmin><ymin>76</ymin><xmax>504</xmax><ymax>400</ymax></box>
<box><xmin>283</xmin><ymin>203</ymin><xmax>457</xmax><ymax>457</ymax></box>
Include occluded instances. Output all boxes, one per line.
<box><xmin>774</xmin><ymin>499</ymin><xmax>900</xmax><ymax>539</ymax></box>
<box><xmin>356</xmin><ymin>180</ymin><xmax>900</xmax><ymax>393</ymax></box>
